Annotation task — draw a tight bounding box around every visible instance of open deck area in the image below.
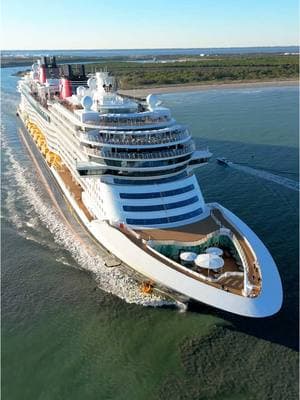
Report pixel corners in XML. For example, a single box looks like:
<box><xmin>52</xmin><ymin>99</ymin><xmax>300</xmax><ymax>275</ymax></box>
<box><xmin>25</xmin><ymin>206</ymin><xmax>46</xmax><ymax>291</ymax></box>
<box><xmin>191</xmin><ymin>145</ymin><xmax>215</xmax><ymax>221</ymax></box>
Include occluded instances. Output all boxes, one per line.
<box><xmin>136</xmin><ymin>215</ymin><xmax>219</xmax><ymax>242</ymax></box>
<box><xmin>119</xmin><ymin>206</ymin><xmax>262</xmax><ymax>297</ymax></box>
<box><xmin>118</xmin><ymin>221</ymin><xmax>245</xmax><ymax>296</ymax></box>
<box><xmin>212</xmin><ymin>208</ymin><xmax>261</xmax><ymax>295</ymax></box>
<box><xmin>55</xmin><ymin>165</ymin><xmax>94</xmax><ymax>222</ymax></box>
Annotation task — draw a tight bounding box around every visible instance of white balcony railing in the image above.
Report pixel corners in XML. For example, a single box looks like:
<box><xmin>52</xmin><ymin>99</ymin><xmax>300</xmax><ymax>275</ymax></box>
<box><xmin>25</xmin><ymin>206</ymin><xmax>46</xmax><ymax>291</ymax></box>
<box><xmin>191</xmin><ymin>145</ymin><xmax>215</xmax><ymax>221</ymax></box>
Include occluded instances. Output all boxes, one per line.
<box><xmin>81</xmin><ymin>143</ymin><xmax>196</xmax><ymax>160</ymax></box>
<box><xmin>78</xmin><ymin>129</ymin><xmax>190</xmax><ymax>146</ymax></box>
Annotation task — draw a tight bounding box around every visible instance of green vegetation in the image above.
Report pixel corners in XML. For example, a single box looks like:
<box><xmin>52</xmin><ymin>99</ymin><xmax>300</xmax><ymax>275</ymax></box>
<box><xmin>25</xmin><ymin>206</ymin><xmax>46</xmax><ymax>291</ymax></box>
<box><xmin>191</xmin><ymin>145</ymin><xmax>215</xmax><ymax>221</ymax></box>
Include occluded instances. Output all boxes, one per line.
<box><xmin>1</xmin><ymin>55</ymin><xmax>129</xmax><ymax>68</ymax></box>
<box><xmin>83</xmin><ymin>55</ymin><xmax>299</xmax><ymax>89</ymax></box>
<box><xmin>6</xmin><ymin>54</ymin><xmax>298</xmax><ymax>88</ymax></box>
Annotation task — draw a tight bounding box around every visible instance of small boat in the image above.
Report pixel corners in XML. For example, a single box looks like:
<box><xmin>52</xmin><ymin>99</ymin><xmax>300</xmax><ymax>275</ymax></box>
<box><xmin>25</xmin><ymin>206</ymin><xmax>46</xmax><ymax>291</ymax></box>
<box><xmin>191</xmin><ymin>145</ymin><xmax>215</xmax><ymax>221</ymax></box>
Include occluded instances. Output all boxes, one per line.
<box><xmin>217</xmin><ymin>157</ymin><xmax>231</xmax><ymax>166</ymax></box>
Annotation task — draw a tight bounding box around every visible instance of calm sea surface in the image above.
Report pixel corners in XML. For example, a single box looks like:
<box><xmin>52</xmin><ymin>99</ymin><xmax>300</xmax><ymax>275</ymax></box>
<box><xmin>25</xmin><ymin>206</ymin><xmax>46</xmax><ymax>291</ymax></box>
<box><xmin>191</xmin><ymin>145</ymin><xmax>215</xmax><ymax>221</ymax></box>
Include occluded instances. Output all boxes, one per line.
<box><xmin>1</xmin><ymin>65</ymin><xmax>299</xmax><ymax>399</ymax></box>
<box><xmin>2</xmin><ymin>46</ymin><xmax>299</xmax><ymax>58</ymax></box>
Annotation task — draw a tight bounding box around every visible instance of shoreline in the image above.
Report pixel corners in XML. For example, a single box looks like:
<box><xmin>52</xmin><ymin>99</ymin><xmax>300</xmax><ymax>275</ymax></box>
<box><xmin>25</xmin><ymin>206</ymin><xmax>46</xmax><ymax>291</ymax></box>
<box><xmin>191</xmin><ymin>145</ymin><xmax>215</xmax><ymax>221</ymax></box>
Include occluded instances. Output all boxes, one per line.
<box><xmin>119</xmin><ymin>79</ymin><xmax>299</xmax><ymax>97</ymax></box>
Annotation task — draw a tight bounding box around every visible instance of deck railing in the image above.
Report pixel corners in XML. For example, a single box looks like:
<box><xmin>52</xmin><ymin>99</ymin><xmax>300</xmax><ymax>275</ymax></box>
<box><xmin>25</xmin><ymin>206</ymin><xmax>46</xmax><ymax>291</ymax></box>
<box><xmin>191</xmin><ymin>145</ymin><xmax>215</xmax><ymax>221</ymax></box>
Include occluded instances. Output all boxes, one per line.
<box><xmin>209</xmin><ymin>203</ymin><xmax>261</xmax><ymax>296</ymax></box>
<box><xmin>78</xmin><ymin>130</ymin><xmax>190</xmax><ymax>146</ymax></box>
<box><xmin>97</xmin><ymin>115</ymin><xmax>170</xmax><ymax>127</ymax></box>
<box><xmin>230</xmin><ymin>234</ymin><xmax>251</xmax><ymax>295</ymax></box>
<box><xmin>81</xmin><ymin>143</ymin><xmax>196</xmax><ymax>160</ymax></box>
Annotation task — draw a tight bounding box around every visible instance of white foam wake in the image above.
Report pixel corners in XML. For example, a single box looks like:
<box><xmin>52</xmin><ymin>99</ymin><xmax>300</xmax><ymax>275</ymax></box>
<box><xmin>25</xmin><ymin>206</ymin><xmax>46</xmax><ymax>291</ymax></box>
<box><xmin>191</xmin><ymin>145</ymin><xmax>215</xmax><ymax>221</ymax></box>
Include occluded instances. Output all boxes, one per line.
<box><xmin>230</xmin><ymin>163</ymin><xmax>299</xmax><ymax>192</ymax></box>
<box><xmin>2</xmin><ymin>136</ymin><xmax>176</xmax><ymax>308</ymax></box>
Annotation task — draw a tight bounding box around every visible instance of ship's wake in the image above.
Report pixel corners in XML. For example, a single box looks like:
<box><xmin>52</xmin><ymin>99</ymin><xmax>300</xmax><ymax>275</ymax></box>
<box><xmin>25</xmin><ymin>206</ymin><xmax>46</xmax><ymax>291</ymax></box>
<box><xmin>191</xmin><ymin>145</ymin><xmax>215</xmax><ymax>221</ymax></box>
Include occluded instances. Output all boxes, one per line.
<box><xmin>1</xmin><ymin>135</ymin><xmax>176</xmax><ymax>308</ymax></box>
<box><xmin>230</xmin><ymin>163</ymin><xmax>299</xmax><ymax>192</ymax></box>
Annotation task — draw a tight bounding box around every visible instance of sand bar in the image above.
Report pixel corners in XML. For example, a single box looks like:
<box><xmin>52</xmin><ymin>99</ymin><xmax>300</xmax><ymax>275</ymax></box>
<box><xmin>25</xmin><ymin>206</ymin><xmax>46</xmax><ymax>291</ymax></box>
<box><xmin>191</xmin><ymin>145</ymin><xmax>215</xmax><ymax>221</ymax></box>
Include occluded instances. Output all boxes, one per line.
<box><xmin>119</xmin><ymin>79</ymin><xmax>298</xmax><ymax>97</ymax></box>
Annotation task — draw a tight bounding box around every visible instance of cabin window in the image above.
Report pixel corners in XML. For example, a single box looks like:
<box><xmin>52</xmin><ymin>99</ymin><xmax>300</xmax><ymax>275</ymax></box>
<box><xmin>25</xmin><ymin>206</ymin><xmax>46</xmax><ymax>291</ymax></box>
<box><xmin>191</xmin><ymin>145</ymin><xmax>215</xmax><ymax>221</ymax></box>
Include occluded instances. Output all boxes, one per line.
<box><xmin>120</xmin><ymin>184</ymin><xmax>195</xmax><ymax>199</ymax></box>
<box><xmin>126</xmin><ymin>207</ymin><xmax>203</xmax><ymax>225</ymax></box>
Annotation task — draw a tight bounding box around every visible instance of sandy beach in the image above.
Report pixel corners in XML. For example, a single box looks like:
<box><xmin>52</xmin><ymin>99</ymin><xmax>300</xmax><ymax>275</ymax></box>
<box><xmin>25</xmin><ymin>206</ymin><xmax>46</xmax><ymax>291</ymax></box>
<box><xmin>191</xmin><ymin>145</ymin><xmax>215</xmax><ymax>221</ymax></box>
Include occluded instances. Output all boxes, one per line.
<box><xmin>119</xmin><ymin>79</ymin><xmax>299</xmax><ymax>97</ymax></box>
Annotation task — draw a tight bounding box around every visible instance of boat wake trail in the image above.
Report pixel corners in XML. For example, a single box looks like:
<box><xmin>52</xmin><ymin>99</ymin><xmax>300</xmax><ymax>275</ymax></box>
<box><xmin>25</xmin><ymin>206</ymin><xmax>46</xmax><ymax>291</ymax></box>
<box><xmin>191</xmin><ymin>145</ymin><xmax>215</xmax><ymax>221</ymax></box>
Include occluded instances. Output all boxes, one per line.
<box><xmin>2</xmin><ymin>136</ymin><xmax>175</xmax><ymax>308</ymax></box>
<box><xmin>230</xmin><ymin>163</ymin><xmax>299</xmax><ymax>192</ymax></box>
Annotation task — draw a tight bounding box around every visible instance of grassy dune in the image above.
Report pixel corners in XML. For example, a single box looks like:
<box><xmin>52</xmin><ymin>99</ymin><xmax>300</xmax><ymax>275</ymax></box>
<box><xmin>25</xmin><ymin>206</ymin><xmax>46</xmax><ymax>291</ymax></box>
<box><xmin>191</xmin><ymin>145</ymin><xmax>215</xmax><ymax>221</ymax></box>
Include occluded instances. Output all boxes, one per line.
<box><xmin>82</xmin><ymin>55</ymin><xmax>299</xmax><ymax>89</ymax></box>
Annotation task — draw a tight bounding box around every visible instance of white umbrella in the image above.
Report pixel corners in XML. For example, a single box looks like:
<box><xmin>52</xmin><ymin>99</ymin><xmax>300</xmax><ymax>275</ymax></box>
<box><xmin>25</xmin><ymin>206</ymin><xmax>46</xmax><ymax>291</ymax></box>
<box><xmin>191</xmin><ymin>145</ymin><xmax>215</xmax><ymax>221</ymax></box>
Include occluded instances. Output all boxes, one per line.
<box><xmin>180</xmin><ymin>251</ymin><xmax>197</xmax><ymax>262</ymax></box>
<box><xmin>205</xmin><ymin>247</ymin><xmax>223</xmax><ymax>256</ymax></box>
<box><xmin>195</xmin><ymin>254</ymin><xmax>224</xmax><ymax>269</ymax></box>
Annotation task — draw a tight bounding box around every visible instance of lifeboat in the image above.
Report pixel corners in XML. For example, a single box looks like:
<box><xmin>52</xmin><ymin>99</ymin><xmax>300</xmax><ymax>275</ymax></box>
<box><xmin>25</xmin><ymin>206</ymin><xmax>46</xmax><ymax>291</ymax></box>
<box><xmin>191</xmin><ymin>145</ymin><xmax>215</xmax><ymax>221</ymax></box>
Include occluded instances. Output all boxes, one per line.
<box><xmin>52</xmin><ymin>155</ymin><xmax>62</xmax><ymax>168</ymax></box>
<box><xmin>31</xmin><ymin>127</ymin><xmax>39</xmax><ymax>136</ymax></box>
<box><xmin>37</xmin><ymin>138</ymin><xmax>45</xmax><ymax>148</ymax></box>
<box><xmin>33</xmin><ymin>130</ymin><xmax>45</xmax><ymax>141</ymax></box>
<box><xmin>41</xmin><ymin>145</ymin><xmax>49</xmax><ymax>156</ymax></box>
<box><xmin>46</xmin><ymin>152</ymin><xmax>55</xmax><ymax>164</ymax></box>
<box><xmin>33</xmin><ymin>132</ymin><xmax>42</xmax><ymax>142</ymax></box>
<box><xmin>46</xmin><ymin>152</ymin><xmax>61</xmax><ymax>166</ymax></box>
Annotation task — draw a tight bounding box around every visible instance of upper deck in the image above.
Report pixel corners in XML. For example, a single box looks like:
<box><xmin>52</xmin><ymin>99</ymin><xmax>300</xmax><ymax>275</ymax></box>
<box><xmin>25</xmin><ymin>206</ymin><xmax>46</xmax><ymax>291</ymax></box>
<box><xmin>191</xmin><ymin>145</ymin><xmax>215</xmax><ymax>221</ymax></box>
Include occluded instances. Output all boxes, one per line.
<box><xmin>19</xmin><ymin>58</ymin><xmax>212</xmax><ymax>182</ymax></box>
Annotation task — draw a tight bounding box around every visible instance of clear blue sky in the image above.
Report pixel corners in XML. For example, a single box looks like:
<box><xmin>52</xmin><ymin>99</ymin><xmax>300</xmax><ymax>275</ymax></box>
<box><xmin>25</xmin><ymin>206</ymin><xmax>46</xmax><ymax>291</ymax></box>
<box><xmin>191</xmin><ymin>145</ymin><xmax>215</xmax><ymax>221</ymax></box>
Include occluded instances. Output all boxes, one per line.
<box><xmin>1</xmin><ymin>0</ymin><xmax>298</xmax><ymax>50</ymax></box>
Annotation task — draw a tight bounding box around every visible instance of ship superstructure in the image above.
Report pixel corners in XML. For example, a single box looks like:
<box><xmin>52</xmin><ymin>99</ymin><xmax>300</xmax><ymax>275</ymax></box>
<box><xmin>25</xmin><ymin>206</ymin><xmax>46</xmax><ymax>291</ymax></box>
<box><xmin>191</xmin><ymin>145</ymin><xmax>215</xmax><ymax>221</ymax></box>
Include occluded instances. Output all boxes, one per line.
<box><xmin>17</xmin><ymin>57</ymin><xmax>283</xmax><ymax>317</ymax></box>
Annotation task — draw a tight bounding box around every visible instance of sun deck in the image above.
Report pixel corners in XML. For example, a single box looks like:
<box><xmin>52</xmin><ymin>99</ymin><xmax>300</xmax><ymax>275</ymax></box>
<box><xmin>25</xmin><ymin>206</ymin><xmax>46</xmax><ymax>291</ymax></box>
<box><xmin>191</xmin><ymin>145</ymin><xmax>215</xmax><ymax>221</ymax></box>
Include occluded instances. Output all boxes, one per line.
<box><xmin>116</xmin><ymin>206</ymin><xmax>262</xmax><ymax>298</ymax></box>
<box><xmin>136</xmin><ymin>215</ymin><xmax>219</xmax><ymax>242</ymax></box>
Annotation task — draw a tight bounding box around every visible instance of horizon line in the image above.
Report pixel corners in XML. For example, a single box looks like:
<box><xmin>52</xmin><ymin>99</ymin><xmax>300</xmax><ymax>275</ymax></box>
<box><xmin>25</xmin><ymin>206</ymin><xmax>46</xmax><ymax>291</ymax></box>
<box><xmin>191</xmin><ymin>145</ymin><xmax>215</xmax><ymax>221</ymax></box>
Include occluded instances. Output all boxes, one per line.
<box><xmin>1</xmin><ymin>44</ymin><xmax>299</xmax><ymax>52</ymax></box>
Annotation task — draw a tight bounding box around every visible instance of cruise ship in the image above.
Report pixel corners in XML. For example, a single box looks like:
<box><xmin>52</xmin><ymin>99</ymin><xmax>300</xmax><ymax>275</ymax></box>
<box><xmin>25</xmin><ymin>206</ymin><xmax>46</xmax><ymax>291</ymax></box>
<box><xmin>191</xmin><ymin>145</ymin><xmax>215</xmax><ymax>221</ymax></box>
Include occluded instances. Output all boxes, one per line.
<box><xmin>17</xmin><ymin>57</ymin><xmax>283</xmax><ymax>317</ymax></box>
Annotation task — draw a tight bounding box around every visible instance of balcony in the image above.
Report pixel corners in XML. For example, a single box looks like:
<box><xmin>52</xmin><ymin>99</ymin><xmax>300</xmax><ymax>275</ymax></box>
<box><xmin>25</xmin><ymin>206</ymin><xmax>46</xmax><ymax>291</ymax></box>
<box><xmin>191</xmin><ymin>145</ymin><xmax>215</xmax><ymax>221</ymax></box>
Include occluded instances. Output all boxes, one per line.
<box><xmin>78</xmin><ymin>129</ymin><xmax>190</xmax><ymax>147</ymax></box>
<box><xmin>81</xmin><ymin>143</ymin><xmax>196</xmax><ymax>160</ymax></box>
<box><xmin>98</xmin><ymin>114</ymin><xmax>170</xmax><ymax>127</ymax></box>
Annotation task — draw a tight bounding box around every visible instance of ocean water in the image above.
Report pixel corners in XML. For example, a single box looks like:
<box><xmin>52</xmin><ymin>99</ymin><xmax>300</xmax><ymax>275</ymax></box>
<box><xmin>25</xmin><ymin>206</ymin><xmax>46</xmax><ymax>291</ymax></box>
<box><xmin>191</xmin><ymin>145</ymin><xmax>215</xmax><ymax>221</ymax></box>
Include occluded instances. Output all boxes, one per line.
<box><xmin>1</xmin><ymin>45</ymin><xmax>299</xmax><ymax>58</ymax></box>
<box><xmin>1</xmin><ymin>66</ymin><xmax>299</xmax><ymax>400</ymax></box>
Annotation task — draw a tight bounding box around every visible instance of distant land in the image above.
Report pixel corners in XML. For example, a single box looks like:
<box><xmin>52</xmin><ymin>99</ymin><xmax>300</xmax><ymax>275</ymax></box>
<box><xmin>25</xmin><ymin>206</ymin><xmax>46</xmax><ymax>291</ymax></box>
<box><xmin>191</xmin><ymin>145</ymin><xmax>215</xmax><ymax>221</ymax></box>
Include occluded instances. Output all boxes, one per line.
<box><xmin>4</xmin><ymin>49</ymin><xmax>299</xmax><ymax>90</ymax></box>
<box><xmin>1</xmin><ymin>45</ymin><xmax>299</xmax><ymax>58</ymax></box>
